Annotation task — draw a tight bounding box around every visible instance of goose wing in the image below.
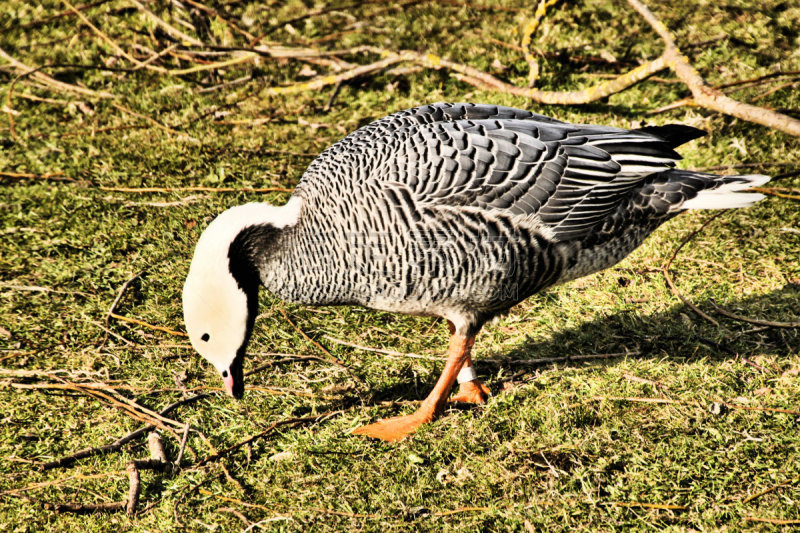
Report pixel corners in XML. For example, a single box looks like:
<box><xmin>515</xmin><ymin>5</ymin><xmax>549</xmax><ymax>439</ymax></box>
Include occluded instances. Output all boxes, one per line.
<box><xmin>299</xmin><ymin>104</ymin><xmax>703</xmax><ymax>241</ymax></box>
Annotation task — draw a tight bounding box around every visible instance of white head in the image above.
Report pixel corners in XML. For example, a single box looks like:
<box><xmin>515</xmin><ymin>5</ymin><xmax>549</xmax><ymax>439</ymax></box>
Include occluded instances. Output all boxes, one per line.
<box><xmin>182</xmin><ymin>197</ymin><xmax>302</xmax><ymax>398</ymax></box>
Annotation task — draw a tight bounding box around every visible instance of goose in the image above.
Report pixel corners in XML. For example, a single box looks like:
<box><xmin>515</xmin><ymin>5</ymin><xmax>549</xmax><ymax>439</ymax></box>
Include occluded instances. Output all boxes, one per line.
<box><xmin>183</xmin><ymin>103</ymin><xmax>769</xmax><ymax>442</ymax></box>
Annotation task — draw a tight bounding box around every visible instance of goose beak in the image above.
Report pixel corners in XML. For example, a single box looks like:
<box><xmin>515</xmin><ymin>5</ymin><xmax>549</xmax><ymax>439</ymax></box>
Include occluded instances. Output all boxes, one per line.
<box><xmin>222</xmin><ymin>355</ymin><xmax>245</xmax><ymax>399</ymax></box>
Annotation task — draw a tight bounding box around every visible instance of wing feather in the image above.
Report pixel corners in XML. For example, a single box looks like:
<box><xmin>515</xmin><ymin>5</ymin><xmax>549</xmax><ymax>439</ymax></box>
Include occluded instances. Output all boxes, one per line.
<box><xmin>298</xmin><ymin>103</ymin><xmax>702</xmax><ymax>242</ymax></box>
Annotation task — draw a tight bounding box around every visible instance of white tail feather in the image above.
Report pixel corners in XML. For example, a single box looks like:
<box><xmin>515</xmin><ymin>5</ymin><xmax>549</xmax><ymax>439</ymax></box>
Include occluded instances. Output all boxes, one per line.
<box><xmin>681</xmin><ymin>174</ymin><xmax>770</xmax><ymax>210</ymax></box>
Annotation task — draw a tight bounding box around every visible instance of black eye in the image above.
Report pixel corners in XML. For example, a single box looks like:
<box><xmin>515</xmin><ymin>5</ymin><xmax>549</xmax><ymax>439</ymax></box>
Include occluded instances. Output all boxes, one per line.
<box><xmin>201</xmin><ymin>333</ymin><xmax>210</xmax><ymax>342</ymax></box>
<box><xmin>222</xmin><ymin>370</ymin><xmax>228</xmax><ymax>377</ymax></box>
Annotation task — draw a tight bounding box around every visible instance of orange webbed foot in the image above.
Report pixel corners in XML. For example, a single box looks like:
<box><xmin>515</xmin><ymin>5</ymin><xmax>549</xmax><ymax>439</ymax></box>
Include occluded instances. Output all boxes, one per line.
<box><xmin>449</xmin><ymin>380</ymin><xmax>490</xmax><ymax>404</ymax></box>
<box><xmin>352</xmin><ymin>410</ymin><xmax>435</xmax><ymax>442</ymax></box>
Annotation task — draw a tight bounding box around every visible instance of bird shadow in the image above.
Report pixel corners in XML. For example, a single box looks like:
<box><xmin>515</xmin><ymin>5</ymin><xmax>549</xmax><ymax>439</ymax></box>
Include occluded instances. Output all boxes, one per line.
<box><xmin>354</xmin><ymin>283</ymin><xmax>799</xmax><ymax>407</ymax></box>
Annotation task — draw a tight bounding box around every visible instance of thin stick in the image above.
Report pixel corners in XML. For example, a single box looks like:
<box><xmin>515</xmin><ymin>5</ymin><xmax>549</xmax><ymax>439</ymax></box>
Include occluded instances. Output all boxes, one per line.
<box><xmin>0</xmin><ymin>171</ymin><xmax>72</xmax><ymax>181</ymax></box>
<box><xmin>44</xmin><ymin>500</ymin><xmax>126</xmax><ymax>514</ymax></box>
<box><xmin>4</xmin><ymin>66</ymin><xmax>33</xmax><ymax>143</ymax></box>
<box><xmin>196</xmin><ymin>412</ymin><xmax>340</xmax><ymax>467</ymax></box>
<box><xmin>278</xmin><ymin>309</ymin><xmax>344</xmax><ymax>367</ymax></box>
<box><xmin>66</xmin><ymin>383</ymin><xmax>183</xmax><ymax>431</ymax></box>
<box><xmin>101</xmin><ymin>271</ymin><xmax>143</xmax><ymax>348</ymax></box>
<box><xmin>59</xmin><ymin>0</ymin><xmax>153</xmax><ymax>72</ymax></box>
<box><xmin>132</xmin><ymin>44</ymin><xmax>179</xmax><ymax>71</ymax></box>
<box><xmin>744</xmin><ymin>517</ymin><xmax>800</xmax><ymax>525</ymax></box>
<box><xmin>181</xmin><ymin>0</ymin><xmax>256</xmax><ymax>41</ymax></box>
<box><xmin>245</xmin><ymin>355</ymin><xmax>327</xmax><ymax>376</ymax></box>
<box><xmin>433</xmin><ymin>506</ymin><xmax>491</xmax><ymax>516</ymax></box>
<box><xmin>0</xmin><ymin>46</ymin><xmax>113</xmax><ymax>98</ymax></box>
<box><xmin>742</xmin><ymin>477</ymin><xmax>798</xmax><ymax>504</ymax></box>
<box><xmin>708</xmin><ymin>300</ymin><xmax>800</xmax><ymax>328</ymax></box>
<box><xmin>41</xmin><ymin>393</ymin><xmax>208</xmax><ymax>470</ymax></box>
<box><xmin>175</xmin><ymin>423</ymin><xmax>190</xmax><ymax>469</ymax></box>
<box><xmin>20</xmin><ymin>0</ymin><xmax>110</xmax><ymax>29</ymax></box>
<box><xmin>751</xmin><ymin>187</ymin><xmax>800</xmax><ymax>201</ymax></box>
<box><xmin>111</xmin><ymin>102</ymin><xmax>191</xmax><ymax>139</ymax></box>
<box><xmin>607</xmin><ymin>501</ymin><xmax>686</xmax><ymax>510</ymax></box>
<box><xmin>128</xmin><ymin>0</ymin><xmax>202</xmax><ymax>46</ymax></box>
<box><xmin>482</xmin><ymin>350</ymin><xmax>641</xmax><ymax>366</ymax></box>
<box><xmin>100</xmin><ymin>186</ymin><xmax>293</xmax><ymax>193</ymax></box>
<box><xmin>662</xmin><ymin>213</ymin><xmax>723</xmax><ymax>327</ymax></box>
<box><xmin>595</xmin><ymin>396</ymin><xmax>800</xmax><ymax>415</ymax></box>
<box><xmin>322</xmin><ymin>335</ymin><xmax>442</xmax><ymax>361</ymax></box>
<box><xmin>110</xmin><ymin>312</ymin><xmax>187</xmax><ymax>337</ymax></box>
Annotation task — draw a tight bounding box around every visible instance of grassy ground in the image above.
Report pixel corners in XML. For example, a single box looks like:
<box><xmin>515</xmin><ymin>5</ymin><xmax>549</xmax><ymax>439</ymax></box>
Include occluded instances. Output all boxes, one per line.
<box><xmin>2</xmin><ymin>0</ymin><xmax>799</xmax><ymax>530</ymax></box>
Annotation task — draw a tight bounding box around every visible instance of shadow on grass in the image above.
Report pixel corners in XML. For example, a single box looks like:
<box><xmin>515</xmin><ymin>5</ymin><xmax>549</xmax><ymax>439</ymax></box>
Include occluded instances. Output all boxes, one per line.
<box><xmin>356</xmin><ymin>282</ymin><xmax>799</xmax><ymax>406</ymax></box>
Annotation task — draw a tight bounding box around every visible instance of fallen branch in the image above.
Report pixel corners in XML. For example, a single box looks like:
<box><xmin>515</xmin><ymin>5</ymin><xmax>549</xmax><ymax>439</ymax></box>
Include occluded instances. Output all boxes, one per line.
<box><xmin>626</xmin><ymin>0</ymin><xmax>800</xmax><ymax>137</ymax></box>
<box><xmin>520</xmin><ymin>0</ymin><xmax>561</xmax><ymax>86</ymax></box>
<box><xmin>251</xmin><ymin>7</ymin><xmax>800</xmax><ymax>136</ymax></box>
<box><xmin>41</xmin><ymin>393</ymin><xmax>208</xmax><ymax>470</ymax></box>
<box><xmin>261</xmin><ymin>46</ymin><xmax>671</xmax><ymax>106</ymax></box>
<box><xmin>41</xmin><ymin>431</ymin><xmax>173</xmax><ymax>516</ymax></box>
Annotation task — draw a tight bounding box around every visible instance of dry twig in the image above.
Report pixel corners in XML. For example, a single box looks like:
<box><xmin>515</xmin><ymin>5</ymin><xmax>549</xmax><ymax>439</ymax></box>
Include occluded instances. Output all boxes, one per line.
<box><xmin>0</xmin><ymin>46</ymin><xmax>113</xmax><ymax>98</ymax></box>
<box><xmin>595</xmin><ymin>396</ymin><xmax>800</xmax><ymax>416</ymax></box>
<box><xmin>196</xmin><ymin>412</ymin><xmax>341</xmax><ymax>467</ymax></box>
<box><xmin>708</xmin><ymin>300</ymin><xmax>800</xmax><ymax>328</ymax></box>
<box><xmin>322</xmin><ymin>335</ymin><xmax>441</xmax><ymax>361</ymax></box>
<box><xmin>742</xmin><ymin>476</ymin><xmax>799</xmax><ymax>504</ymax></box>
<box><xmin>0</xmin><ymin>171</ymin><xmax>71</xmax><ymax>181</ymax></box>
<box><xmin>661</xmin><ymin>213</ymin><xmax>724</xmax><ymax>327</ymax></box>
<box><xmin>101</xmin><ymin>271</ymin><xmax>143</xmax><ymax>349</ymax></box>
<box><xmin>100</xmin><ymin>186</ymin><xmax>292</xmax><ymax>194</ymax></box>
<box><xmin>744</xmin><ymin>517</ymin><xmax>800</xmax><ymax>525</ymax></box>
<box><xmin>41</xmin><ymin>393</ymin><xmax>208</xmax><ymax>470</ymax></box>
<box><xmin>109</xmin><ymin>312</ymin><xmax>187</xmax><ymax>337</ymax></box>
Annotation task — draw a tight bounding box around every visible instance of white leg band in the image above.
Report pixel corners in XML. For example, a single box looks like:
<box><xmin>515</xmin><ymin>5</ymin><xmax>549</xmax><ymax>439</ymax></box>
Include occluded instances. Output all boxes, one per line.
<box><xmin>456</xmin><ymin>365</ymin><xmax>477</xmax><ymax>384</ymax></box>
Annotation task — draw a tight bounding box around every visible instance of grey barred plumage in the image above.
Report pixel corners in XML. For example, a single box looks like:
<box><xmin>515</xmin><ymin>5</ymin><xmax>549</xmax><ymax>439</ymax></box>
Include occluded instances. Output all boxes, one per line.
<box><xmin>183</xmin><ymin>102</ymin><xmax>769</xmax><ymax>440</ymax></box>
<box><xmin>255</xmin><ymin>103</ymin><xmax>765</xmax><ymax>334</ymax></box>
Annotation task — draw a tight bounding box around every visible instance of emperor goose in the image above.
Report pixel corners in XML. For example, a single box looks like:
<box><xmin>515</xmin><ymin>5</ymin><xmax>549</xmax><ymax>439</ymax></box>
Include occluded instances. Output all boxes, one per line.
<box><xmin>183</xmin><ymin>103</ymin><xmax>768</xmax><ymax>441</ymax></box>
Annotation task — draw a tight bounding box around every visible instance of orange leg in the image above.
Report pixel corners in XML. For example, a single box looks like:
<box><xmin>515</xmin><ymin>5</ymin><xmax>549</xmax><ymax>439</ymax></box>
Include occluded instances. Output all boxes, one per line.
<box><xmin>445</xmin><ymin>322</ymin><xmax>490</xmax><ymax>404</ymax></box>
<box><xmin>449</xmin><ymin>354</ymin><xmax>491</xmax><ymax>404</ymax></box>
<box><xmin>353</xmin><ymin>333</ymin><xmax>475</xmax><ymax>442</ymax></box>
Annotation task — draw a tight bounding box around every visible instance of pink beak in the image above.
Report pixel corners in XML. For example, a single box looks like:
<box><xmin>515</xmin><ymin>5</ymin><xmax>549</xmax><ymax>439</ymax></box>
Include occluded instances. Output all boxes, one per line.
<box><xmin>222</xmin><ymin>372</ymin><xmax>235</xmax><ymax>397</ymax></box>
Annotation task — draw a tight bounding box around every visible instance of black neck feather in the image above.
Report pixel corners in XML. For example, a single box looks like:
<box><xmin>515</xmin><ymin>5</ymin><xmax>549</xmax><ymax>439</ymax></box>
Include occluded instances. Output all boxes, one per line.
<box><xmin>227</xmin><ymin>223</ymin><xmax>284</xmax><ymax>346</ymax></box>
